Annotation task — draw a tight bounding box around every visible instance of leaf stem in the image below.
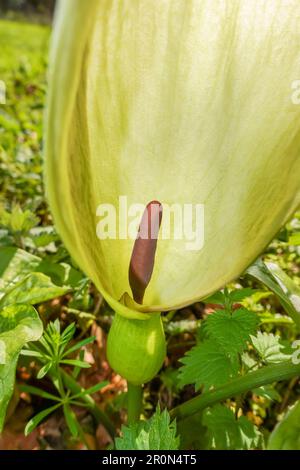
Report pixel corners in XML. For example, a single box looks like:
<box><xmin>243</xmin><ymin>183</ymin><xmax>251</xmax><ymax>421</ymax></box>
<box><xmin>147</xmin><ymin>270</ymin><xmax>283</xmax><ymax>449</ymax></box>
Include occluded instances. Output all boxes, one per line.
<box><xmin>170</xmin><ymin>361</ymin><xmax>300</xmax><ymax>421</ymax></box>
<box><xmin>127</xmin><ymin>382</ymin><xmax>143</xmax><ymax>424</ymax></box>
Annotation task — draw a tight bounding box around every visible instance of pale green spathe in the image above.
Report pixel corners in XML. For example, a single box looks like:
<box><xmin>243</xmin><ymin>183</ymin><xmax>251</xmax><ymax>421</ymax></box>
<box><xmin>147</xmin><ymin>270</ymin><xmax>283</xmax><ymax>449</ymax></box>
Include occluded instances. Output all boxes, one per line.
<box><xmin>45</xmin><ymin>0</ymin><xmax>300</xmax><ymax>315</ymax></box>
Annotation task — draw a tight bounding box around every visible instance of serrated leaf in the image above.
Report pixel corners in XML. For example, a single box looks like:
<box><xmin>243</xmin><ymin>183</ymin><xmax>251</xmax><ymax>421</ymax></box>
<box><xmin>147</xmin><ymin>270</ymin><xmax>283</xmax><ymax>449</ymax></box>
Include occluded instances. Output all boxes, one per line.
<box><xmin>268</xmin><ymin>400</ymin><xmax>300</xmax><ymax>450</ymax></box>
<box><xmin>178</xmin><ymin>340</ymin><xmax>239</xmax><ymax>391</ymax></box>
<box><xmin>0</xmin><ymin>272</ymin><xmax>70</xmax><ymax>309</ymax></box>
<box><xmin>202</xmin><ymin>404</ymin><xmax>262</xmax><ymax>450</ymax></box>
<box><xmin>115</xmin><ymin>407</ymin><xmax>179</xmax><ymax>450</ymax></box>
<box><xmin>247</xmin><ymin>259</ymin><xmax>300</xmax><ymax>328</ymax></box>
<box><xmin>203</xmin><ymin>308</ymin><xmax>258</xmax><ymax>356</ymax></box>
<box><xmin>238</xmin><ymin>415</ymin><xmax>263</xmax><ymax>450</ymax></box>
<box><xmin>251</xmin><ymin>331</ymin><xmax>292</xmax><ymax>364</ymax></box>
<box><xmin>177</xmin><ymin>413</ymin><xmax>208</xmax><ymax>450</ymax></box>
<box><xmin>0</xmin><ymin>303</ymin><xmax>43</xmax><ymax>431</ymax></box>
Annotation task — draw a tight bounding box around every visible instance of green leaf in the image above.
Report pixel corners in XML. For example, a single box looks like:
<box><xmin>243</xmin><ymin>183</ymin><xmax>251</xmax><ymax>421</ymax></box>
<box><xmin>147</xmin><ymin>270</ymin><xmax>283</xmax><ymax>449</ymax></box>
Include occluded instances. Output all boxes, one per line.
<box><xmin>178</xmin><ymin>340</ymin><xmax>239</xmax><ymax>390</ymax></box>
<box><xmin>0</xmin><ymin>247</ymin><xmax>40</xmax><ymax>294</ymax></box>
<box><xmin>61</xmin><ymin>359</ymin><xmax>91</xmax><ymax>368</ymax></box>
<box><xmin>251</xmin><ymin>331</ymin><xmax>292</xmax><ymax>364</ymax></box>
<box><xmin>203</xmin><ymin>291</ymin><xmax>226</xmax><ymax>305</ymax></box>
<box><xmin>115</xmin><ymin>407</ymin><xmax>179</xmax><ymax>450</ymax></box>
<box><xmin>177</xmin><ymin>413</ymin><xmax>208</xmax><ymax>450</ymax></box>
<box><xmin>229</xmin><ymin>288</ymin><xmax>257</xmax><ymax>303</ymax></box>
<box><xmin>20</xmin><ymin>348</ymin><xmax>45</xmax><ymax>359</ymax></box>
<box><xmin>19</xmin><ymin>384</ymin><xmax>60</xmax><ymax>402</ymax></box>
<box><xmin>25</xmin><ymin>403</ymin><xmax>62</xmax><ymax>436</ymax></box>
<box><xmin>72</xmin><ymin>349</ymin><xmax>84</xmax><ymax>379</ymax></box>
<box><xmin>37</xmin><ymin>259</ymin><xmax>84</xmax><ymax>288</ymax></box>
<box><xmin>202</xmin><ymin>404</ymin><xmax>262</xmax><ymax>450</ymax></box>
<box><xmin>63</xmin><ymin>336</ymin><xmax>95</xmax><ymax>357</ymax></box>
<box><xmin>37</xmin><ymin>361</ymin><xmax>53</xmax><ymax>379</ymax></box>
<box><xmin>0</xmin><ymin>303</ymin><xmax>43</xmax><ymax>431</ymax></box>
<box><xmin>0</xmin><ymin>272</ymin><xmax>70</xmax><ymax>309</ymax></box>
<box><xmin>63</xmin><ymin>403</ymin><xmax>79</xmax><ymax>437</ymax></box>
<box><xmin>71</xmin><ymin>381</ymin><xmax>108</xmax><ymax>400</ymax></box>
<box><xmin>203</xmin><ymin>308</ymin><xmax>258</xmax><ymax>356</ymax></box>
<box><xmin>268</xmin><ymin>400</ymin><xmax>300</xmax><ymax>450</ymax></box>
<box><xmin>247</xmin><ymin>259</ymin><xmax>300</xmax><ymax>328</ymax></box>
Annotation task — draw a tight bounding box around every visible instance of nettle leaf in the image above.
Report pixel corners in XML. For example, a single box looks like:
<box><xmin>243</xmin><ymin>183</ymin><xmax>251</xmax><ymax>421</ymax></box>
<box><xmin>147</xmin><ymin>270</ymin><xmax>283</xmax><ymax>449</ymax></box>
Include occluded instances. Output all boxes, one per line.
<box><xmin>203</xmin><ymin>308</ymin><xmax>259</xmax><ymax>356</ymax></box>
<box><xmin>115</xmin><ymin>407</ymin><xmax>179</xmax><ymax>450</ymax></box>
<box><xmin>247</xmin><ymin>258</ymin><xmax>300</xmax><ymax>328</ymax></box>
<box><xmin>251</xmin><ymin>331</ymin><xmax>292</xmax><ymax>364</ymax></box>
<box><xmin>0</xmin><ymin>303</ymin><xmax>43</xmax><ymax>431</ymax></box>
<box><xmin>0</xmin><ymin>272</ymin><xmax>70</xmax><ymax>309</ymax></box>
<box><xmin>202</xmin><ymin>404</ymin><xmax>262</xmax><ymax>450</ymax></box>
<box><xmin>178</xmin><ymin>340</ymin><xmax>239</xmax><ymax>391</ymax></box>
<box><xmin>268</xmin><ymin>400</ymin><xmax>300</xmax><ymax>450</ymax></box>
<box><xmin>0</xmin><ymin>247</ymin><xmax>40</xmax><ymax>295</ymax></box>
<box><xmin>179</xmin><ymin>307</ymin><xmax>258</xmax><ymax>390</ymax></box>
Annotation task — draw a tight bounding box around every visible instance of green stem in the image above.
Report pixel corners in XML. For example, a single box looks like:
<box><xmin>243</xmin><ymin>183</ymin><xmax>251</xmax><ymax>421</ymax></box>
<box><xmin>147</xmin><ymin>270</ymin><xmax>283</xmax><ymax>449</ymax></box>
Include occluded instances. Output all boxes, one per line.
<box><xmin>171</xmin><ymin>361</ymin><xmax>300</xmax><ymax>421</ymax></box>
<box><xmin>60</xmin><ymin>368</ymin><xmax>116</xmax><ymax>438</ymax></box>
<box><xmin>127</xmin><ymin>382</ymin><xmax>143</xmax><ymax>424</ymax></box>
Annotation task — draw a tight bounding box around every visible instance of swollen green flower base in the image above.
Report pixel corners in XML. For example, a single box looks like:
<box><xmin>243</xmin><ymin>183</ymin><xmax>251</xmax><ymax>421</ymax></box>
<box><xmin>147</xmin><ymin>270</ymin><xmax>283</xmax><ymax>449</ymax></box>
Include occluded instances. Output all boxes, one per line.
<box><xmin>107</xmin><ymin>313</ymin><xmax>166</xmax><ymax>385</ymax></box>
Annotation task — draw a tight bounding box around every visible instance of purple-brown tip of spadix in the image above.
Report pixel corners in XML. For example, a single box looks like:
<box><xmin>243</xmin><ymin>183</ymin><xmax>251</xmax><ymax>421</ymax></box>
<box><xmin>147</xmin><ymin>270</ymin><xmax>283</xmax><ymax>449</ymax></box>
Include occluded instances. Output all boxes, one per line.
<box><xmin>129</xmin><ymin>201</ymin><xmax>163</xmax><ymax>304</ymax></box>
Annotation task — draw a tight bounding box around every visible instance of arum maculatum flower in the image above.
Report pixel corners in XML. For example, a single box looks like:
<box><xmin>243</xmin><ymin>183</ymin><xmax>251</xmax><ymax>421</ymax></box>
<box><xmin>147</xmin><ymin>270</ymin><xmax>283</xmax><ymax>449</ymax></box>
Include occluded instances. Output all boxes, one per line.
<box><xmin>46</xmin><ymin>0</ymin><xmax>300</xmax><ymax>385</ymax></box>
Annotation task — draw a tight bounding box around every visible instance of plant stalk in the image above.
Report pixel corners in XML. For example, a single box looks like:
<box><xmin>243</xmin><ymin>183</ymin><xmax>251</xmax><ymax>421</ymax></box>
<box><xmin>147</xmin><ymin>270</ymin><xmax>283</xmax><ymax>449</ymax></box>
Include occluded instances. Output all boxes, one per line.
<box><xmin>171</xmin><ymin>361</ymin><xmax>300</xmax><ymax>421</ymax></box>
<box><xmin>127</xmin><ymin>382</ymin><xmax>143</xmax><ymax>424</ymax></box>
